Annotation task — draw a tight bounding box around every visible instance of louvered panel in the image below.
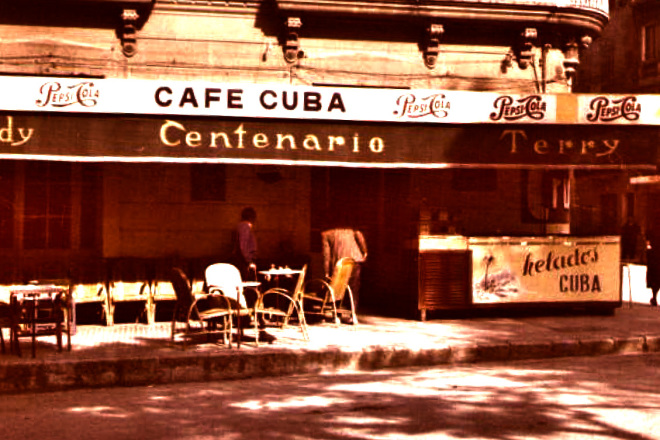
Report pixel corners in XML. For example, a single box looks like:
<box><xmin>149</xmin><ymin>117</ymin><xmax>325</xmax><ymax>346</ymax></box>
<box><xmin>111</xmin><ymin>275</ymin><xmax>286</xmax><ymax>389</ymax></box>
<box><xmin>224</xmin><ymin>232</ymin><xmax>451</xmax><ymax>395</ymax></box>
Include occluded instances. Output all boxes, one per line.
<box><xmin>419</xmin><ymin>251</ymin><xmax>471</xmax><ymax>310</ymax></box>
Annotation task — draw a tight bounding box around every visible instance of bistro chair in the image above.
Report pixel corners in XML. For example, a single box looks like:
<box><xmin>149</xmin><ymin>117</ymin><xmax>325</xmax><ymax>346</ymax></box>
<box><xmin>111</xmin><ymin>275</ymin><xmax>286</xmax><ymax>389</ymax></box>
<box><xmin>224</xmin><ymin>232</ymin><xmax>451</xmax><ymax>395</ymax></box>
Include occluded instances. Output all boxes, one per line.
<box><xmin>205</xmin><ymin>263</ymin><xmax>259</xmax><ymax>348</ymax></box>
<box><xmin>302</xmin><ymin>257</ymin><xmax>358</xmax><ymax>326</ymax></box>
<box><xmin>70</xmin><ymin>261</ymin><xmax>112</xmax><ymax>327</ymax></box>
<box><xmin>254</xmin><ymin>265</ymin><xmax>309</xmax><ymax>342</ymax></box>
<box><xmin>170</xmin><ymin>267</ymin><xmax>234</xmax><ymax>349</ymax></box>
<box><xmin>106</xmin><ymin>258</ymin><xmax>153</xmax><ymax>325</ymax></box>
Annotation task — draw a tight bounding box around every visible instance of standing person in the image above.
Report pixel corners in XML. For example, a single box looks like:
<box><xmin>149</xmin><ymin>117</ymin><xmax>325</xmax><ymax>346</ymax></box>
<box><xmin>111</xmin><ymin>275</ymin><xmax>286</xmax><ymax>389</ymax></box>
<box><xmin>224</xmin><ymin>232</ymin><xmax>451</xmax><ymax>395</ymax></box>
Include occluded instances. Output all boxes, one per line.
<box><xmin>230</xmin><ymin>207</ymin><xmax>274</xmax><ymax>342</ymax></box>
<box><xmin>321</xmin><ymin>224</ymin><xmax>368</xmax><ymax>311</ymax></box>
<box><xmin>646</xmin><ymin>228</ymin><xmax>660</xmax><ymax>306</ymax></box>
<box><xmin>232</xmin><ymin>207</ymin><xmax>258</xmax><ymax>281</ymax></box>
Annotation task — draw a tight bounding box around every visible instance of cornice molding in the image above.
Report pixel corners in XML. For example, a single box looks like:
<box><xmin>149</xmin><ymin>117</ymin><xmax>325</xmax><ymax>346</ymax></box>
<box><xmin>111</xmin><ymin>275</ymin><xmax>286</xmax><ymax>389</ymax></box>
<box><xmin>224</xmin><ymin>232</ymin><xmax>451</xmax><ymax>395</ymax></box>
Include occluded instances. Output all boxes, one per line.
<box><xmin>275</xmin><ymin>0</ymin><xmax>609</xmax><ymax>35</ymax></box>
<box><xmin>151</xmin><ymin>0</ymin><xmax>607</xmax><ymax>37</ymax></box>
<box><xmin>154</xmin><ymin>0</ymin><xmax>263</xmax><ymax>15</ymax></box>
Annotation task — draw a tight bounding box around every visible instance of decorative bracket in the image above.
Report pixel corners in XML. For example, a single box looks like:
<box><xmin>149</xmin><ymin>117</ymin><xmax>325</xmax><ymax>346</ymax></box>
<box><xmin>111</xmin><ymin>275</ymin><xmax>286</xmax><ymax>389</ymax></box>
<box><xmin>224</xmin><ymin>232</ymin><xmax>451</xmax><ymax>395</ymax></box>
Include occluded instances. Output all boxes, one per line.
<box><xmin>423</xmin><ymin>24</ymin><xmax>444</xmax><ymax>69</ymax></box>
<box><xmin>283</xmin><ymin>17</ymin><xmax>303</xmax><ymax>63</ymax></box>
<box><xmin>563</xmin><ymin>35</ymin><xmax>592</xmax><ymax>88</ymax></box>
<box><xmin>120</xmin><ymin>9</ymin><xmax>140</xmax><ymax>58</ymax></box>
<box><xmin>514</xmin><ymin>28</ymin><xmax>537</xmax><ymax>69</ymax></box>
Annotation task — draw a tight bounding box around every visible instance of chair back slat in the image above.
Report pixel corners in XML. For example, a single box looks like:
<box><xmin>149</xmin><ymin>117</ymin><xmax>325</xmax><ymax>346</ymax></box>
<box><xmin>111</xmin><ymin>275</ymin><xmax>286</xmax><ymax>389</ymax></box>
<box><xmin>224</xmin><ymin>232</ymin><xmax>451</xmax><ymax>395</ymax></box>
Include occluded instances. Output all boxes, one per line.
<box><xmin>329</xmin><ymin>258</ymin><xmax>355</xmax><ymax>303</ymax></box>
<box><xmin>170</xmin><ymin>268</ymin><xmax>195</xmax><ymax>322</ymax></box>
<box><xmin>291</xmin><ymin>265</ymin><xmax>308</xmax><ymax>302</ymax></box>
<box><xmin>205</xmin><ymin>263</ymin><xmax>245</xmax><ymax>307</ymax></box>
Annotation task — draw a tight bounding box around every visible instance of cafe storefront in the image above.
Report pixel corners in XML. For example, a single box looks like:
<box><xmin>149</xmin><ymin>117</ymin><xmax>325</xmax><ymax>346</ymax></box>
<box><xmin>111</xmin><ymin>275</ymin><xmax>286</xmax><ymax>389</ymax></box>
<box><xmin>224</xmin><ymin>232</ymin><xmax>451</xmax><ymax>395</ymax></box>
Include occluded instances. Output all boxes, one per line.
<box><xmin>0</xmin><ymin>76</ymin><xmax>656</xmax><ymax>321</ymax></box>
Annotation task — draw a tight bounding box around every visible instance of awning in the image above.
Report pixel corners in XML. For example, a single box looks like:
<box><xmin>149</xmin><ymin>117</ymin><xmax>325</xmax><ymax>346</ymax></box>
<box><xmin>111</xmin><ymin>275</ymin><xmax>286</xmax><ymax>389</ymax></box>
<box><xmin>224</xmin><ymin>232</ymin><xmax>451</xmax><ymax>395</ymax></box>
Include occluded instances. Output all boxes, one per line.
<box><xmin>0</xmin><ymin>111</ymin><xmax>656</xmax><ymax>169</ymax></box>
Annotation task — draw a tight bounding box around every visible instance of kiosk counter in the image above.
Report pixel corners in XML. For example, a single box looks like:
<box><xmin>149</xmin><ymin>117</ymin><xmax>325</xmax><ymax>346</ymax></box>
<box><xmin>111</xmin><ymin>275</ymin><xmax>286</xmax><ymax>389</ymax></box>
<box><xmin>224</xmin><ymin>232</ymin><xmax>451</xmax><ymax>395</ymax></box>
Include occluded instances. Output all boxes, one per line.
<box><xmin>417</xmin><ymin>235</ymin><xmax>621</xmax><ymax>320</ymax></box>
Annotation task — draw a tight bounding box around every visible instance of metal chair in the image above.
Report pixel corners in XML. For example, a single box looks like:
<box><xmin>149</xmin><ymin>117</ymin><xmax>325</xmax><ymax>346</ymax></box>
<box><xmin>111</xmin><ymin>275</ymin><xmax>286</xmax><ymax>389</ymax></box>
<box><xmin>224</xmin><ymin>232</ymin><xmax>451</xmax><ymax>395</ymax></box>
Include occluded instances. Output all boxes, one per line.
<box><xmin>170</xmin><ymin>267</ymin><xmax>234</xmax><ymax>349</ymax></box>
<box><xmin>302</xmin><ymin>257</ymin><xmax>358</xmax><ymax>326</ymax></box>
<box><xmin>205</xmin><ymin>263</ymin><xmax>259</xmax><ymax>348</ymax></box>
<box><xmin>254</xmin><ymin>265</ymin><xmax>309</xmax><ymax>342</ymax></box>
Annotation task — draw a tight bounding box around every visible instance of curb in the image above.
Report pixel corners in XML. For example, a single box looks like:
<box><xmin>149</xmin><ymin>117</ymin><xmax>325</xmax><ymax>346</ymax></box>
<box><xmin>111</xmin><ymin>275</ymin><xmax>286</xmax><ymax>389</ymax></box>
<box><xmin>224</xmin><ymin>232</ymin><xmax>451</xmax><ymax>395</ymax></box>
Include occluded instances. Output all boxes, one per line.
<box><xmin>1</xmin><ymin>333</ymin><xmax>660</xmax><ymax>395</ymax></box>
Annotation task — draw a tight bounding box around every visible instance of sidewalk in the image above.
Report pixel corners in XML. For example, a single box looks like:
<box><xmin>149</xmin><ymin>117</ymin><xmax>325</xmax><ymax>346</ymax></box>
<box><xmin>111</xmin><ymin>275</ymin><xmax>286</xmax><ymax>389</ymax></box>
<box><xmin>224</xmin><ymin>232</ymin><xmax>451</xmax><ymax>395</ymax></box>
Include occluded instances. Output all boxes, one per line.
<box><xmin>0</xmin><ymin>292</ymin><xmax>659</xmax><ymax>395</ymax></box>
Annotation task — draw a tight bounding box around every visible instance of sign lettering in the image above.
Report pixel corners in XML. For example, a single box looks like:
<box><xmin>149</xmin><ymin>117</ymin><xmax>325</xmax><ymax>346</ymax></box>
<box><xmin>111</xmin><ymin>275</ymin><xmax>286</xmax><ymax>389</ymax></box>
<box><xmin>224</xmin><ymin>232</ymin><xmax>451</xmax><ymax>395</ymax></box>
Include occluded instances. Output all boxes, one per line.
<box><xmin>0</xmin><ymin>116</ymin><xmax>33</xmax><ymax>146</ymax></box>
<box><xmin>36</xmin><ymin>81</ymin><xmax>99</xmax><ymax>108</ymax></box>
<box><xmin>158</xmin><ymin>119</ymin><xmax>384</xmax><ymax>154</ymax></box>
<box><xmin>490</xmin><ymin>95</ymin><xmax>547</xmax><ymax>121</ymax></box>
<box><xmin>522</xmin><ymin>247</ymin><xmax>598</xmax><ymax>276</ymax></box>
<box><xmin>470</xmin><ymin>237</ymin><xmax>618</xmax><ymax>304</ymax></box>
<box><xmin>154</xmin><ymin>87</ymin><xmax>346</xmax><ymax>113</ymax></box>
<box><xmin>500</xmin><ymin>129</ymin><xmax>620</xmax><ymax>157</ymax></box>
<box><xmin>586</xmin><ymin>96</ymin><xmax>641</xmax><ymax>122</ymax></box>
<box><xmin>393</xmin><ymin>93</ymin><xmax>451</xmax><ymax>119</ymax></box>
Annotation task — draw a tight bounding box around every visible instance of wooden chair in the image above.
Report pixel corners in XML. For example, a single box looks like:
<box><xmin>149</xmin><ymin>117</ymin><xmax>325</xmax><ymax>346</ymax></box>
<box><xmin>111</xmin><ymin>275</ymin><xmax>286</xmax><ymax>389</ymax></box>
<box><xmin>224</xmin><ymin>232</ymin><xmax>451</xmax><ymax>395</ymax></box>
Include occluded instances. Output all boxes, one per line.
<box><xmin>254</xmin><ymin>265</ymin><xmax>309</xmax><ymax>342</ymax></box>
<box><xmin>149</xmin><ymin>258</ymin><xmax>181</xmax><ymax>323</ymax></box>
<box><xmin>302</xmin><ymin>257</ymin><xmax>358</xmax><ymax>326</ymax></box>
<box><xmin>106</xmin><ymin>258</ymin><xmax>152</xmax><ymax>325</ymax></box>
<box><xmin>170</xmin><ymin>267</ymin><xmax>234</xmax><ymax>349</ymax></box>
<box><xmin>70</xmin><ymin>261</ymin><xmax>112</xmax><ymax>326</ymax></box>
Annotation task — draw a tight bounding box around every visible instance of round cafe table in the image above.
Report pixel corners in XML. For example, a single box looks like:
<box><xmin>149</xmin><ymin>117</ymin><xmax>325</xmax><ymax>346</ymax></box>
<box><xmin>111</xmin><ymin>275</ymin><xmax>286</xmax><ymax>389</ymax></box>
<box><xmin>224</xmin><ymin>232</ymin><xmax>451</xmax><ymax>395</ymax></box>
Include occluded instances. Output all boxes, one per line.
<box><xmin>258</xmin><ymin>267</ymin><xmax>304</xmax><ymax>309</ymax></box>
<box><xmin>259</xmin><ymin>267</ymin><xmax>304</xmax><ymax>282</ymax></box>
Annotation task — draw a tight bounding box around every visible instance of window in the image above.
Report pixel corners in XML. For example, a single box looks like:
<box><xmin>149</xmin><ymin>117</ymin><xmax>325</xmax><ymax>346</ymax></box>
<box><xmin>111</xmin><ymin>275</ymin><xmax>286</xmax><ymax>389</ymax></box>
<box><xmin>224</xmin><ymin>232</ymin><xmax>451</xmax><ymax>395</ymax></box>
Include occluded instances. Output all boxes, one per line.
<box><xmin>0</xmin><ymin>160</ymin><xmax>102</xmax><ymax>258</ymax></box>
<box><xmin>80</xmin><ymin>164</ymin><xmax>102</xmax><ymax>250</ymax></box>
<box><xmin>0</xmin><ymin>162</ymin><xmax>14</xmax><ymax>249</ymax></box>
<box><xmin>23</xmin><ymin>162</ymin><xmax>72</xmax><ymax>249</ymax></box>
<box><xmin>643</xmin><ymin>23</ymin><xmax>657</xmax><ymax>62</ymax></box>
<box><xmin>190</xmin><ymin>164</ymin><xmax>226</xmax><ymax>202</ymax></box>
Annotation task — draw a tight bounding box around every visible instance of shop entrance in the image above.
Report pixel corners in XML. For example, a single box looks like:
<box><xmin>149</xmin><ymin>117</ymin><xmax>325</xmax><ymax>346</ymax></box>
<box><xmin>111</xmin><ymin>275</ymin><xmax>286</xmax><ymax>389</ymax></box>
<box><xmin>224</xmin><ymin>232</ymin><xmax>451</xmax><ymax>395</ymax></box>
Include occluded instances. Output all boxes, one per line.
<box><xmin>310</xmin><ymin>167</ymin><xmax>415</xmax><ymax>315</ymax></box>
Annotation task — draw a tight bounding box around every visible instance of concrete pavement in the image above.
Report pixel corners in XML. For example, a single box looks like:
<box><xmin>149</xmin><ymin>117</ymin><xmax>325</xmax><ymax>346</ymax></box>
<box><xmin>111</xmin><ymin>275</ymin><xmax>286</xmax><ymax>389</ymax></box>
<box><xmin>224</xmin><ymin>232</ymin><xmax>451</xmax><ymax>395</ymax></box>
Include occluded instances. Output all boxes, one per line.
<box><xmin>0</xmin><ymin>285</ymin><xmax>659</xmax><ymax>394</ymax></box>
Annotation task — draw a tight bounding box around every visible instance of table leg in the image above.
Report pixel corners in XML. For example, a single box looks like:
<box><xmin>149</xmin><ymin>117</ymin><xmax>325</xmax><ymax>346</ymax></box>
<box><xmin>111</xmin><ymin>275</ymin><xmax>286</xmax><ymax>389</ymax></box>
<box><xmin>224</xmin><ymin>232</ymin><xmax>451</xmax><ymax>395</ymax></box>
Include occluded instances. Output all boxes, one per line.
<box><xmin>236</xmin><ymin>292</ymin><xmax>241</xmax><ymax>349</ymax></box>
<box><xmin>55</xmin><ymin>293</ymin><xmax>67</xmax><ymax>352</ymax></box>
<box><xmin>56</xmin><ymin>298</ymin><xmax>62</xmax><ymax>352</ymax></box>
<box><xmin>66</xmin><ymin>300</ymin><xmax>72</xmax><ymax>352</ymax></box>
<box><xmin>10</xmin><ymin>298</ymin><xmax>20</xmax><ymax>356</ymax></box>
<box><xmin>56</xmin><ymin>320</ymin><xmax>62</xmax><ymax>352</ymax></box>
<box><xmin>31</xmin><ymin>299</ymin><xmax>36</xmax><ymax>358</ymax></box>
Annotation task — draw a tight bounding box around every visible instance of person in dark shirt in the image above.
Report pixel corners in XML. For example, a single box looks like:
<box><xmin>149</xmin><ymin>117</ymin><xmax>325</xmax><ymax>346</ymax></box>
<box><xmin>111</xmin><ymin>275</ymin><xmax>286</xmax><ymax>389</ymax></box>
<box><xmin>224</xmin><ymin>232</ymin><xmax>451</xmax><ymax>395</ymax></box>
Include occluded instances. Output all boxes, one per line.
<box><xmin>232</xmin><ymin>207</ymin><xmax>258</xmax><ymax>281</ymax></box>
<box><xmin>229</xmin><ymin>207</ymin><xmax>274</xmax><ymax>342</ymax></box>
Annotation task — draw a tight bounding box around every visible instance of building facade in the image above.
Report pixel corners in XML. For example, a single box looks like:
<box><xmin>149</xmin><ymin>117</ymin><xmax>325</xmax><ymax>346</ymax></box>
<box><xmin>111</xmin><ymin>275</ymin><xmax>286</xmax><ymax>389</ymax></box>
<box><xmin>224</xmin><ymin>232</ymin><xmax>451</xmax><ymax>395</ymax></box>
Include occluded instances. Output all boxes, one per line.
<box><xmin>577</xmin><ymin>0</ymin><xmax>660</xmax><ymax>260</ymax></box>
<box><xmin>0</xmin><ymin>0</ymin><xmax>638</xmax><ymax>320</ymax></box>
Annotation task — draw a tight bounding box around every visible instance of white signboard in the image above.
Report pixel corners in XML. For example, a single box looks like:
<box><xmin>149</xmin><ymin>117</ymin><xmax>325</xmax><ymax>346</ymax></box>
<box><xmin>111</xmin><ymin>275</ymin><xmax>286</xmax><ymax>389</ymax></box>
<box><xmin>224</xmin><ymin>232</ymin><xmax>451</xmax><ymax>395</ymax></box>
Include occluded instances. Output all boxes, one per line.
<box><xmin>3</xmin><ymin>75</ymin><xmax>660</xmax><ymax>125</ymax></box>
<box><xmin>0</xmin><ymin>76</ymin><xmax>557</xmax><ymax>124</ymax></box>
<box><xmin>470</xmin><ymin>236</ymin><xmax>620</xmax><ymax>304</ymax></box>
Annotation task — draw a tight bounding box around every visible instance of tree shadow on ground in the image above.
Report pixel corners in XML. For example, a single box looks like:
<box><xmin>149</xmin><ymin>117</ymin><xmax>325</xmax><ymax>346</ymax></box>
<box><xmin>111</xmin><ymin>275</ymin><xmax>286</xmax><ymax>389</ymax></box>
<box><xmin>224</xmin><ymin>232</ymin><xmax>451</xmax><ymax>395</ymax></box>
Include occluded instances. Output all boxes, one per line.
<box><xmin>1</xmin><ymin>355</ymin><xmax>659</xmax><ymax>440</ymax></box>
